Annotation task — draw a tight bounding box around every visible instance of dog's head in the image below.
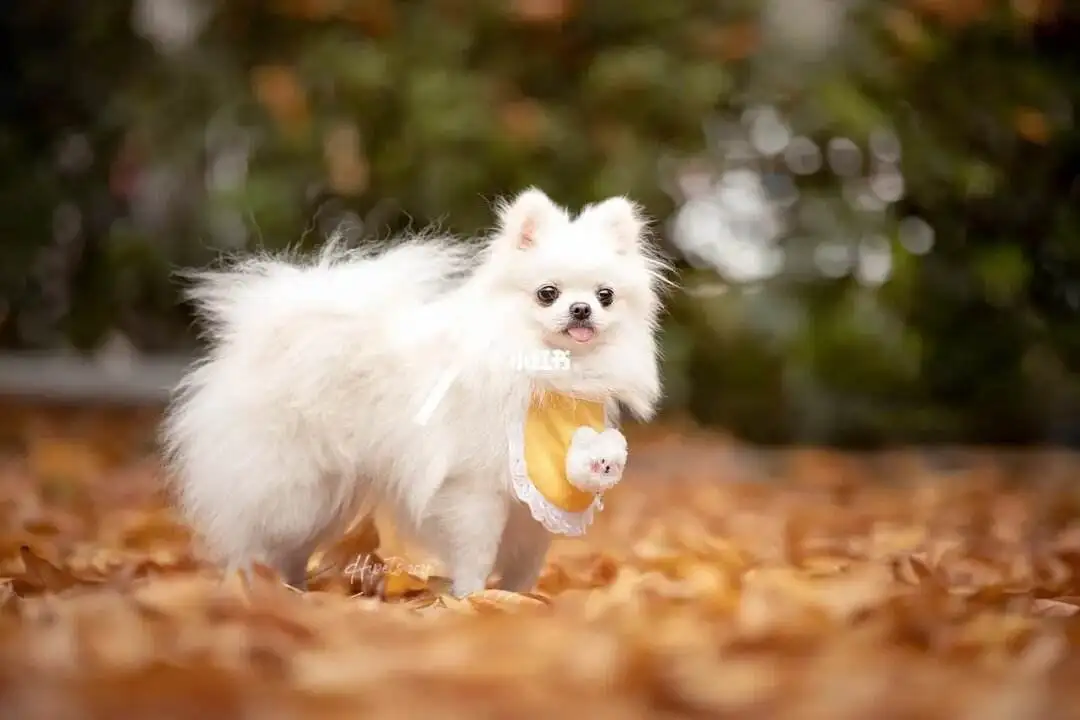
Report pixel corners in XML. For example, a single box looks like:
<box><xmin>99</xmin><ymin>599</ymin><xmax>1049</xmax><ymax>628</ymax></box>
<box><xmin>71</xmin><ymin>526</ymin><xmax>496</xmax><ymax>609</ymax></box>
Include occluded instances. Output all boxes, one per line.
<box><xmin>487</xmin><ymin>188</ymin><xmax>665</xmax><ymax>351</ymax></box>
<box><xmin>480</xmin><ymin>188</ymin><xmax>669</xmax><ymax>419</ymax></box>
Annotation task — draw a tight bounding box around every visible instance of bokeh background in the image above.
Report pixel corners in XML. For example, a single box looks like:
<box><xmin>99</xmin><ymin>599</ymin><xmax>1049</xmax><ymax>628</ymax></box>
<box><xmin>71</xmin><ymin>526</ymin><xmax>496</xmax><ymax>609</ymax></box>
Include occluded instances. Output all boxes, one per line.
<box><xmin>2</xmin><ymin>0</ymin><xmax>1079</xmax><ymax>447</ymax></box>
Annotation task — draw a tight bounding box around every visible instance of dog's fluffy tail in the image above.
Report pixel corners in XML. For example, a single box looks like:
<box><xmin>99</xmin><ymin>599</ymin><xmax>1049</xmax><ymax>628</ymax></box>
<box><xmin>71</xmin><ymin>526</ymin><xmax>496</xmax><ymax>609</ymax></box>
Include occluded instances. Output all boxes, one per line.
<box><xmin>179</xmin><ymin>233</ymin><xmax>473</xmax><ymax>346</ymax></box>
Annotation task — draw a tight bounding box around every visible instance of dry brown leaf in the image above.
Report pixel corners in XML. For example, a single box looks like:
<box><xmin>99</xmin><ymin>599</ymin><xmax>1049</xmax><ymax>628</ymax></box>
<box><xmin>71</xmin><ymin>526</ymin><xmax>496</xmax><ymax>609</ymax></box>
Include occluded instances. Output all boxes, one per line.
<box><xmin>381</xmin><ymin>569</ymin><xmax>429</xmax><ymax>600</ymax></box>
<box><xmin>11</xmin><ymin>544</ymin><xmax>87</xmax><ymax>596</ymax></box>
<box><xmin>466</xmin><ymin>590</ymin><xmax>551</xmax><ymax>614</ymax></box>
<box><xmin>893</xmin><ymin>553</ymin><xmax>939</xmax><ymax>586</ymax></box>
<box><xmin>1032</xmin><ymin>598</ymin><xmax>1080</xmax><ymax>617</ymax></box>
<box><xmin>435</xmin><ymin>594</ymin><xmax>478</xmax><ymax>614</ymax></box>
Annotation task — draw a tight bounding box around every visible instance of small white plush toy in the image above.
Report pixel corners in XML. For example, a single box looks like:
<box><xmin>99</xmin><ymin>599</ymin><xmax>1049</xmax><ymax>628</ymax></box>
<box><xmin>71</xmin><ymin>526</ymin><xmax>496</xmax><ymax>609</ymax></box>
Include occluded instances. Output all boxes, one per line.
<box><xmin>565</xmin><ymin>426</ymin><xmax>629</xmax><ymax>494</ymax></box>
<box><xmin>507</xmin><ymin>394</ymin><xmax>630</xmax><ymax>536</ymax></box>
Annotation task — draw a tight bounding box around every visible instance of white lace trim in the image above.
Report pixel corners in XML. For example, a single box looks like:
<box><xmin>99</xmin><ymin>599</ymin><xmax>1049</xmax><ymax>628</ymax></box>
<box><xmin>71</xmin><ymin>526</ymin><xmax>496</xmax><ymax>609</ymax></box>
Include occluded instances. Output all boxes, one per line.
<box><xmin>507</xmin><ymin>406</ymin><xmax>608</xmax><ymax>537</ymax></box>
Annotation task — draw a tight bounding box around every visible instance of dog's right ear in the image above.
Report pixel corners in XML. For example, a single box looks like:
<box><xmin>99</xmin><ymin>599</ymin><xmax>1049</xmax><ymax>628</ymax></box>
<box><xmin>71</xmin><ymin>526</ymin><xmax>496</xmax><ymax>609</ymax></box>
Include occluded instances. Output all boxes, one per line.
<box><xmin>496</xmin><ymin>188</ymin><xmax>565</xmax><ymax>250</ymax></box>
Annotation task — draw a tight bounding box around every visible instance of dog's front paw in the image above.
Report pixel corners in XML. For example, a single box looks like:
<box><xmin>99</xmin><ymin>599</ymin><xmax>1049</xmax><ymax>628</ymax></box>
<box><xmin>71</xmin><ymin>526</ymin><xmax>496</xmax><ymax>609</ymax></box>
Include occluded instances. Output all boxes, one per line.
<box><xmin>566</xmin><ymin>427</ymin><xmax>628</xmax><ymax>493</ymax></box>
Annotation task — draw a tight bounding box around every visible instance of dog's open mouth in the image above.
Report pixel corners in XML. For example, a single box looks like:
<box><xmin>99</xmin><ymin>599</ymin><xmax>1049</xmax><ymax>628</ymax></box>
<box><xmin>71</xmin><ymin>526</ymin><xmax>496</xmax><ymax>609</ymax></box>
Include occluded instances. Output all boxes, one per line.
<box><xmin>564</xmin><ymin>322</ymin><xmax>595</xmax><ymax>343</ymax></box>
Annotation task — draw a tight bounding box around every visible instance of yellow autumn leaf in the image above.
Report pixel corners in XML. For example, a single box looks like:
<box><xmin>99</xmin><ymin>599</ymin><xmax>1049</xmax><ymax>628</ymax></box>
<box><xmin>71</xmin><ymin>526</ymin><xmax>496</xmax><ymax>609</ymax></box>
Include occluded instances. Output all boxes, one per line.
<box><xmin>381</xmin><ymin>569</ymin><xmax>429</xmax><ymax>599</ymax></box>
<box><xmin>466</xmin><ymin>589</ymin><xmax>551</xmax><ymax>614</ymax></box>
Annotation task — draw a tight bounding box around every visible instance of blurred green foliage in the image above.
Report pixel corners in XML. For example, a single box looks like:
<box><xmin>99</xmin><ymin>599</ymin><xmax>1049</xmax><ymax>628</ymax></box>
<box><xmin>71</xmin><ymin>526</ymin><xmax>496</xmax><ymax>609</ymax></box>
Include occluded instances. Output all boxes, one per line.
<box><xmin>2</xmin><ymin>0</ymin><xmax>1079</xmax><ymax>446</ymax></box>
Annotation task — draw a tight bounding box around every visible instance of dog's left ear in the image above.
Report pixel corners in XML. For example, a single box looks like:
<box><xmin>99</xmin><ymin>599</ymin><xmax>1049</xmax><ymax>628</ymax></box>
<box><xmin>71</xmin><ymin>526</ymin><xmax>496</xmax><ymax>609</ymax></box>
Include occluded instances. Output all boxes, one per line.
<box><xmin>496</xmin><ymin>187</ymin><xmax>567</xmax><ymax>250</ymax></box>
<box><xmin>583</xmin><ymin>196</ymin><xmax>647</xmax><ymax>254</ymax></box>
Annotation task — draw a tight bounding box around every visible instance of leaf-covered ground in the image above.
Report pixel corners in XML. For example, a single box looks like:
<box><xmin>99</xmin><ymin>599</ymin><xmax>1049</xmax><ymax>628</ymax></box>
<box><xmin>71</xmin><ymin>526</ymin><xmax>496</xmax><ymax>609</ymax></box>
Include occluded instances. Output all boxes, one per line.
<box><xmin>2</xmin><ymin>403</ymin><xmax>1080</xmax><ymax>719</ymax></box>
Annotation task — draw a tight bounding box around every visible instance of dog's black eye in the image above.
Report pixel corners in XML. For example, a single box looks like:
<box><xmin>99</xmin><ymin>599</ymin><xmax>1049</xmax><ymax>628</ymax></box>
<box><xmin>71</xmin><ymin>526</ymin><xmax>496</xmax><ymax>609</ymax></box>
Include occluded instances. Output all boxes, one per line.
<box><xmin>596</xmin><ymin>287</ymin><xmax>615</xmax><ymax>307</ymax></box>
<box><xmin>536</xmin><ymin>285</ymin><xmax>560</xmax><ymax>305</ymax></box>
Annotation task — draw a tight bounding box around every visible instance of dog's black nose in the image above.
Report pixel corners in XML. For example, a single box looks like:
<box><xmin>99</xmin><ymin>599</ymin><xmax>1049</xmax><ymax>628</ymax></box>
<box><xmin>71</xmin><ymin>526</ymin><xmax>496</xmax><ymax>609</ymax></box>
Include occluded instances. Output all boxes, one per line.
<box><xmin>569</xmin><ymin>302</ymin><xmax>592</xmax><ymax>320</ymax></box>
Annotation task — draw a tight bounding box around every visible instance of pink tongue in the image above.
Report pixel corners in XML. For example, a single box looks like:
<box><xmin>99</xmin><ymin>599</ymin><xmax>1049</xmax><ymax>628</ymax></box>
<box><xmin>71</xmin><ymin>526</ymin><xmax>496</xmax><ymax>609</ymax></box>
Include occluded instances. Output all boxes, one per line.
<box><xmin>567</xmin><ymin>326</ymin><xmax>595</xmax><ymax>343</ymax></box>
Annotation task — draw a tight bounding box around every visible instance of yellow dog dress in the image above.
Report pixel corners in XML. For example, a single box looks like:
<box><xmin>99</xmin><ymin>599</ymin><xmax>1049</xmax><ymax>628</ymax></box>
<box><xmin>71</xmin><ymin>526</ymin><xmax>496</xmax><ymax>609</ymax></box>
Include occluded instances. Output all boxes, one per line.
<box><xmin>508</xmin><ymin>390</ymin><xmax>609</xmax><ymax>536</ymax></box>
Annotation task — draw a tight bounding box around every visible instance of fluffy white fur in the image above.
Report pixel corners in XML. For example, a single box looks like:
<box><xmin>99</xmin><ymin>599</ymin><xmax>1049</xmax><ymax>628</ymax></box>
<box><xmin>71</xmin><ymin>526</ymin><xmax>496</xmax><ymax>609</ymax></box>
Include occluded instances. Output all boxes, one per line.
<box><xmin>161</xmin><ymin>188</ymin><xmax>669</xmax><ymax>597</ymax></box>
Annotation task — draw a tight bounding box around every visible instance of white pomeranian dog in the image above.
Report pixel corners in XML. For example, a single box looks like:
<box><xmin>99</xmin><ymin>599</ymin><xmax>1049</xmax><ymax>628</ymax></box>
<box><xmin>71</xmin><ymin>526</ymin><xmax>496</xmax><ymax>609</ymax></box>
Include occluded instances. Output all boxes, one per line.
<box><xmin>161</xmin><ymin>188</ymin><xmax>669</xmax><ymax>596</ymax></box>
